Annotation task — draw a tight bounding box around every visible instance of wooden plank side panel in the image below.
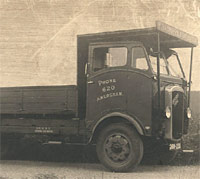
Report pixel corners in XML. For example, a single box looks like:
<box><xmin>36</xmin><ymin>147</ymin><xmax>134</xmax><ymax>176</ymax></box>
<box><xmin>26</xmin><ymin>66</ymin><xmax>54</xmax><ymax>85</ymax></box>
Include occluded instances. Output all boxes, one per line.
<box><xmin>67</xmin><ymin>89</ymin><xmax>78</xmax><ymax>113</ymax></box>
<box><xmin>1</xmin><ymin>103</ymin><xmax>21</xmax><ymax>112</ymax></box>
<box><xmin>23</xmin><ymin>87</ymin><xmax>67</xmax><ymax>113</ymax></box>
<box><xmin>0</xmin><ymin>89</ymin><xmax>22</xmax><ymax>113</ymax></box>
<box><xmin>23</xmin><ymin>89</ymin><xmax>67</xmax><ymax>98</ymax></box>
<box><xmin>23</xmin><ymin>96</ymin><xmax>65</xmax><ymax>103</ymax></box>
<box><xmin>0</xmin><ymin>97</ymin><xmax>22</xmax><ymax>103</ymax></box>
<box><xmin>0</xmin><ymin>90</ymin><xmax>21</xmax><ymax>97</ymax></box>
<box><xmin>23</xmin><ymin>103</ymin><xmax>66</xmax><ymax>113</ymax></box>
<box><xmin>0</xmin><ymin>85</ymin><xmax>78</xmax><ymax>115</ymax></box>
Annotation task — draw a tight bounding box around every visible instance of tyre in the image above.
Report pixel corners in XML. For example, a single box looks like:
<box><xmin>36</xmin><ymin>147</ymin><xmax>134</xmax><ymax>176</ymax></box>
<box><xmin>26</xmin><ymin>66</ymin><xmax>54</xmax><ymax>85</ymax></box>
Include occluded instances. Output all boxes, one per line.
<box><xmin>96</xmin><ymin>123</ymin><xmax>143</xmax><ymax>172</ymax></box>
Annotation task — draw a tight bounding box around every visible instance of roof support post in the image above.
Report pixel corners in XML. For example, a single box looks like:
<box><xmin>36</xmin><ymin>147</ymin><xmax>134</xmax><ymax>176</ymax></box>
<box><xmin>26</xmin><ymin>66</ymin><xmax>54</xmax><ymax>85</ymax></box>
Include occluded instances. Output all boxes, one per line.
<box><xmin>188</xmin><ymin>47</ymin><xmax>193</xmax><ymax>107</ymax></box>
<box><xmin>157</xmin><ymin>32</ymin><xmax>161</xmax><ymax>109</ymax></box>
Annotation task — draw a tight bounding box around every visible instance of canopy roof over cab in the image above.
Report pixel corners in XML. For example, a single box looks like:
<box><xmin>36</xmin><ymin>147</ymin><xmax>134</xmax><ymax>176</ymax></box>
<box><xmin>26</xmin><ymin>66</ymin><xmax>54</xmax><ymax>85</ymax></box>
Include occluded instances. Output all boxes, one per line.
<box><xmin>78</xmin><ymin>21</ymin><xmax>198</xmax><ymax>49</ymax></box>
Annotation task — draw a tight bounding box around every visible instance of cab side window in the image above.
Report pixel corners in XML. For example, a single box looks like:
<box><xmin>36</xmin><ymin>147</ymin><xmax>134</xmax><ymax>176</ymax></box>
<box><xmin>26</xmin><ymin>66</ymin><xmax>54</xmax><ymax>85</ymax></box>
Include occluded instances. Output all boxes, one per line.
<box><xmin>132</xmin><ymin>47</ymin><xmax>148</xmax><ymax>70</ymax></box>
<box><xmin>93</xmin><ymin>47</ymin><xmax>127</xmax><ymax>72</ymax></box>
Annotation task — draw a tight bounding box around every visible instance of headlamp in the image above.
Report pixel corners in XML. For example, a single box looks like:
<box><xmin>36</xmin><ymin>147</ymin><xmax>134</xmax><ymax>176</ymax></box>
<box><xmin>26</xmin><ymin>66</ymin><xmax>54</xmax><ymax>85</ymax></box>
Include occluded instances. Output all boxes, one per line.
<box><xmin>187</xmin><ymin>108</ymin><xmax>192</xmax><ymax>119</ymax></box>
<box><xmin>165</xmin><ymin>106</ymin><xmax>171</xmax><ymax>119</ymax></box>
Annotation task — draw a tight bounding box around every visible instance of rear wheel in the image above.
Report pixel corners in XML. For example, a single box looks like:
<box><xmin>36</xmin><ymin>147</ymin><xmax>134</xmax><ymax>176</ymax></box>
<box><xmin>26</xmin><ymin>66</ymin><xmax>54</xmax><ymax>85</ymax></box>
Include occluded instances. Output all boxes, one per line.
<box><xmin>96</xmin><ymin>123</ymin><xmax>143</xmax><ymax>172</ymax></box>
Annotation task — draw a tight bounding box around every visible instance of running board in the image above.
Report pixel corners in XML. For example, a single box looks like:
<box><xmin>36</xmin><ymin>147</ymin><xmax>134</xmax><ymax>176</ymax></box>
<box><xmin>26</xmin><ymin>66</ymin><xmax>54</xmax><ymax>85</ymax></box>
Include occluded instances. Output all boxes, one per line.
<box><xmin>43</xmin><ymin>141</ymin><xmax>62</xmax><ymax>145</ymax></box>
<box><xmin>43</xmin><ymin>141</ymin><xmax>91</xmax><ymax>145</ymax></box>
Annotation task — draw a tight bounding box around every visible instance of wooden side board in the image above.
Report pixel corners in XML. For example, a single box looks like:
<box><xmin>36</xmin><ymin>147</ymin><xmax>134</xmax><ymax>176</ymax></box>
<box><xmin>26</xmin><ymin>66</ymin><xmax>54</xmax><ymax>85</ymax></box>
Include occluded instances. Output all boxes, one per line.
<box><xmin>0</xmin><ymin>85</ymin><xmax>78</xmax><ymax>115</ymax></box>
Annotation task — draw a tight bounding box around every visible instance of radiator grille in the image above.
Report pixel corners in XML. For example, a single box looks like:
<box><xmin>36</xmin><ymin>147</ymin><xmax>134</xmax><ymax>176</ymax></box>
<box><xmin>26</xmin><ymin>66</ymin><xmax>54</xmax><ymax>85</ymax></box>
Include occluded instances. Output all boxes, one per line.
<box><xmin>172</xmin><ymin>91</ymin><xmax>184</xmax><ymax>139</ymax></box>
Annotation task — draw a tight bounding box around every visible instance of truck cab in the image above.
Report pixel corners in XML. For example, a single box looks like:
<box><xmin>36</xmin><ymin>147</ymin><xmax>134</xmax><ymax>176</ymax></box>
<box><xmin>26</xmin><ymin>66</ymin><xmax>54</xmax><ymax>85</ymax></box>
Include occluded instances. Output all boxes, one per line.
<box><xmin>77</xmin><ymin>21</ymin><xmax>197</xmax><ymax>171</ymax></box>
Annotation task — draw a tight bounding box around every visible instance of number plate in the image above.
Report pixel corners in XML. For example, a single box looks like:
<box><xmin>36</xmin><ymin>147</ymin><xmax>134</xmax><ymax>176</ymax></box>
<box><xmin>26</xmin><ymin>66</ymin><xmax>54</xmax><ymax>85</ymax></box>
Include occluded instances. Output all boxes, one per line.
<box><xmin>169</xmin><ymin>143</ymin><xmax>181</xmax><ymax>150</ymax></box>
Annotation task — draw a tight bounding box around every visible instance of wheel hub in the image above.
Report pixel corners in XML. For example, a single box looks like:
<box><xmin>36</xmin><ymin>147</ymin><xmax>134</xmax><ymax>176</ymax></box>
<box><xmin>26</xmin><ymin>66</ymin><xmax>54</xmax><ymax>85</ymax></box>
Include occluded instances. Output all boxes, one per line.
<box><xmin>105</xmin><ymin>134</ymin><xmax>130</xmax><ymax>162</ymax></box>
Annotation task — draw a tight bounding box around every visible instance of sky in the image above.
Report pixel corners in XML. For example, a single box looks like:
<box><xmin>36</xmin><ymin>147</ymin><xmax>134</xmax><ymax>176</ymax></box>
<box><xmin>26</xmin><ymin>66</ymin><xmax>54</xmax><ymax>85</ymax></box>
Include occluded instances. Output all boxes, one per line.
<box><xmin>0</xmin><ymin>0</ymin><xmax>199</xmax><ymax>90</ymax></box>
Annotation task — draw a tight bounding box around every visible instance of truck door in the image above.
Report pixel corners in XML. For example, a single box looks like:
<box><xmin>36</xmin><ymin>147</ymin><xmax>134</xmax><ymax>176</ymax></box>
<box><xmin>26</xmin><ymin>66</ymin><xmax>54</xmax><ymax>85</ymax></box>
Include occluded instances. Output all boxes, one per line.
<box><xmin>127</xmin><ymin>46</ymin><xmax>153</xmax><ymax>132</ymax></box>
<box><xmin>86</xmin><ymin>44</ymin><xmax>129</xmax><ymax>126</ymax></box>
<box><xmin>85</xmin><ymin>43</ymin><xmax>153</xmax><ymax>134</ymax></box>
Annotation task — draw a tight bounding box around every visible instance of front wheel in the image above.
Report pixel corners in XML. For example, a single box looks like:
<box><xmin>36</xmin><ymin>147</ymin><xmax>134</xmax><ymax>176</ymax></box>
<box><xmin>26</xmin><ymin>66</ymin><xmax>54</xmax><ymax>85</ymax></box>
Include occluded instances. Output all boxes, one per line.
<box><xmin>96</xmin><ymin>123</ymin><xmax>143</xmax><ymax>172</ymax></box>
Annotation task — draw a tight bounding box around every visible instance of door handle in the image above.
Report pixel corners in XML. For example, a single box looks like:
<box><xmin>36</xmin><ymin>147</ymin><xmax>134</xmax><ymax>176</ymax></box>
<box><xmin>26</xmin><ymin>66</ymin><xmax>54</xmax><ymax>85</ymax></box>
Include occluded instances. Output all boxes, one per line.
<box><xmin>88</xmin><ymin>81</ymin><xmax>94</xmax><ymax>84</ymax></box>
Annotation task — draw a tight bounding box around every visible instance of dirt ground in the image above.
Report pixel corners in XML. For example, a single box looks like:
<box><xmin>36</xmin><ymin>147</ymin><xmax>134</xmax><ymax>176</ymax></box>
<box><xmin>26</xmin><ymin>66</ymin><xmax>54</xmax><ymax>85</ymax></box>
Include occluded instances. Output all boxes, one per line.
<box><xmin>0</xmin><ymin>143</ymin><xmax>199</xmax><ymax>179</ymax></box>
<box><xmin>0</xmin><ymin>160</ymin><xmax>199</xmax><ymax>179</ymax></box>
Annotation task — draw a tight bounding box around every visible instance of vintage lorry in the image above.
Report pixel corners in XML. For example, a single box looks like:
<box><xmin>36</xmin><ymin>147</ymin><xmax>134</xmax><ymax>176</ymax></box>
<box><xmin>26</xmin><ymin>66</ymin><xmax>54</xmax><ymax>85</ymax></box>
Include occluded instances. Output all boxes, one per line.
<box><xmin>0</xmin><ymin>21</ymin><xmax>198</xmax><ymax>172</ymax></box>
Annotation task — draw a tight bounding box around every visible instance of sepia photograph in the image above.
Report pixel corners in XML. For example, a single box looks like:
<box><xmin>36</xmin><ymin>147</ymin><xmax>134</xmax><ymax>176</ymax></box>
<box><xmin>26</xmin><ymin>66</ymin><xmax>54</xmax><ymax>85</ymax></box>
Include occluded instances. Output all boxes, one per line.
<box><xmin>0</xmin><ymin>0</ymin><xmax>199</xmax><ymax>178</ymax></box>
